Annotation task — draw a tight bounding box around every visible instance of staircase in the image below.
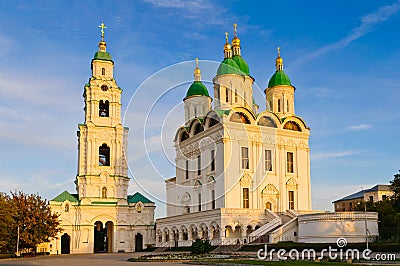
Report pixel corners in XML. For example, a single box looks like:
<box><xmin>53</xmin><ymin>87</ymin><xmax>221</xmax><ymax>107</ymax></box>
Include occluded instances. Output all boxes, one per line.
<box><xmin>247</xmin><ymin>217</ymin><xmax>282</xmax><ymax>243</ymax></box>
<box><xmin>152</xmin><ymin>246</ymin><xmax>169</xmax><ymax>253</ymax></box>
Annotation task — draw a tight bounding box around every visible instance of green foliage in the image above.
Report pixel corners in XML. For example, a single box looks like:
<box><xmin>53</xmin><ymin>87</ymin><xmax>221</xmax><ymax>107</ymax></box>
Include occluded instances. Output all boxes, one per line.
<box><xmin>390</xmin><ymin>171</ymin><xmax>400</xmax><ymax>212</ymax></box>
<box><xmin>0</xmin><ymin>191</ymin><xmax>62</xmax><ymax>253</ymax></box>
<box><xmin>352</xmin><ymin>170</ymin><xmax>400</xmax><ymax>242</ymax></box>
<box><xmin>190</xmin><ymin>239</ymin><xmax>213</xmax><ymax>255</ymax></box>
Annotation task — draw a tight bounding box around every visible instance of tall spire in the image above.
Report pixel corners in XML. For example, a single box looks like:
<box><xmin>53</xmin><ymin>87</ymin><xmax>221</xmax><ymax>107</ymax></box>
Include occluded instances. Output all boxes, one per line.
<box><xmin>232</xmin><ymin>22</ymin><xmax>241</xmax><ymax>56</ymax></box>
<box><xmin>194</xmin><ymin>57</ymin><xmax>201</xmax><ymax>81</ymax></box>
<box><xmin>98</xmin><ymin>22</ymin><xmax>107</xmax><ymax>52</ymax></box>
<box><xmin>223</xmin><ymin>32</ymin><xmax>232</xmax><ymax>58</ymax></box>
<box><xmin>275</xmin><ymin>46</ymin><xmax>284</xmax><ymax>71</ymax></box>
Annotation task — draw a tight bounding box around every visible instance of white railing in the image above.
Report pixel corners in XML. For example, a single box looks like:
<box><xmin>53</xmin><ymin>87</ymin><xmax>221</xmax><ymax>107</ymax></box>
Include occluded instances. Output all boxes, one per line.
<box><xmin>247</xmin><ymin>217</ymin><xmax>282</xmax><ymax>243</ymax></box>
<box><xmin>270</xmin><ymin>216</ymin><xmax>298</xmax><ymax>243</ymax></box>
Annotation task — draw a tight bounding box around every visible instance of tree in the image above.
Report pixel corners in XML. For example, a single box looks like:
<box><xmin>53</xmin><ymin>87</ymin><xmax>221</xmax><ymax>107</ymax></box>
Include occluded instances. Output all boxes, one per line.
<box><xmin>390</xmin><ymin>170</ymin><xmax>400</xmax><ymax>212</ymax></box>
<box><xmin>0</xmin><ymin>193</ymin><xmax>17</xmax><ymax>253</ymax></box>
<box><xmin>191</xmin><ymin>239</ymin><xmax>213</xmax><ymax>255</ymax></box>
<box><xmin>11</xmin><ymin>191</ymin><xmax>62</xmax><ymax>250</ymax></box>
<box><xmin>0</xmin><ymin>191</ymin><xmax>62</xmax><ymax>253</ymax></box>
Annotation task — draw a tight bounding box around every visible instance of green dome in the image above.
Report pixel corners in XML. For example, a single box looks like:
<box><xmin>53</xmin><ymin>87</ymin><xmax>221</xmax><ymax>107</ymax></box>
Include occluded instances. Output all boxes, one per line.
<box><xmin>232</xmin><ymin>55</ymin><xmax>250</xmax><ymax>75</ymax></box>
<box><xmin>268</xmin><ymin>70</ymin><xmax>291</xmax><ymax>87</ymax></box>
<box><xmin>186</xmin><ymin>81</ymin><xmax>209</xmax><ymax>97</ymax></box>
<box><xmin>93</xmin><ymin>51</ymin><xmax>113</xmax><ymax>62</ymax></box>
<box><xmin>217</xmin><ymin>58</ymin><xmax>242</xmax><ymax>76</ymax></box>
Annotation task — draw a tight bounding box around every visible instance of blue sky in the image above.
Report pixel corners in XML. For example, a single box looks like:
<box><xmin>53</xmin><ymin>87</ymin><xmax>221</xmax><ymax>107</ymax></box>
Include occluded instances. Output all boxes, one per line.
<box><xmin>0</xmin><ymin>1</ymin><xmax>400</xmax><ymax>218</ymax></box>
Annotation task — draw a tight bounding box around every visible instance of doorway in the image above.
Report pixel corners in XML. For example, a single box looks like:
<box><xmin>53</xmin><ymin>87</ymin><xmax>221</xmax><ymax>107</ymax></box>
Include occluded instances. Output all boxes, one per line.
<box><xmin>61</xmin><ymin>233</ymin><xmax>70</xmax><ymax>254</ymax></box>
<box><xmin>135</xmin><ymin>233</ymin><xmax>143</xmax><ymax>251</ymax></box>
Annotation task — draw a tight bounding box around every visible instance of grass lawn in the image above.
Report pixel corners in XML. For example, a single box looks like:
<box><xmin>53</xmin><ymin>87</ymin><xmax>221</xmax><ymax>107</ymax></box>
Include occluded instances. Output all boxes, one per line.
<box><xmin>128</xmin><ymin>257</ymin><xmax>355</xmax><ymax>265</ymax></box>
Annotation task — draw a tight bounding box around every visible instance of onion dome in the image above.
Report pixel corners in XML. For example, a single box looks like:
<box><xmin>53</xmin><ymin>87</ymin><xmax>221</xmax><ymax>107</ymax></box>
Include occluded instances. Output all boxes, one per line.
<box><xmin>93</xmin><ymin>23</ymin><xmax>113</xmax><ymax>62</ymax></box>
<box><xmin>186</xmin><ymin>58</ymin><xmax>209</xmax><ymax>97</ymax></box>
<box><xmin>268</xmin><ymin>47</ymin><xmax>291</xmax><ymax>87</ymax></box>
<box><xmin>217</xmin><ymin>24</ymin><xmax>250</xmax><ymax>76</ymax></box>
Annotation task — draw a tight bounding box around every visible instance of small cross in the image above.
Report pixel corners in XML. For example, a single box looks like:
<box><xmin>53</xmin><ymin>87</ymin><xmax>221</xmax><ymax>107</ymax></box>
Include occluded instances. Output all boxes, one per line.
<box><xmin>277</xmin><ymin>46</ymin><xmax>281</xmax><ymax>57</ymax></box>
<box><xmin>99</xmin><ymin>22</ymin><xmax>107</xmax><ymax>40</ymax></box>
<box><xmin>233</xmin><ymin>22</ymin><xmax>237</xmax><ymax>35</ymax></box>
<box><xmin>225</xmin><ymin>32</ymin><xmax>229</xmax><ymax>43</ymax></box>
<box><xmin>195</xmin><ymin>57</ymin><xmax>199</xmax><ymax>68</ymax></box>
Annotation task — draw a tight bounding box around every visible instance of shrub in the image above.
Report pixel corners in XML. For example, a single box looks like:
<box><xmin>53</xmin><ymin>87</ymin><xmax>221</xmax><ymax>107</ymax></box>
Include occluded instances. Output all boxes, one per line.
<box><xmin>190</xmin><ymin>239</ymin><xmax>212</xmax><ymax>255</ymax></box>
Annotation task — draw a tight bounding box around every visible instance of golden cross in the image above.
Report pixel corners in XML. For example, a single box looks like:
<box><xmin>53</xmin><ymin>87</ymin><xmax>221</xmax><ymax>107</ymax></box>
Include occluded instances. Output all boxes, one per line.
<box><xmin>195</xmin><ymin>57</ymin><xmax>199</xmax><ymax>68</ymax></box>
<box><xmin>225</xmin><ymin>32</ymin><xmax>229</xmax><ymax>43</ymax></box>
<box><xmin>233</xmin><ymin>22</ymin><xmax>237</xmax><ymax>35</ymax></box>
<box><xmin>277</xmin><ymin>46</ymin><xmax>281</xmax><ymax>57</ymax></box>
<box><xmin>99</xmin><ymin>22</ymin><xmax>107</xmax><ymax>40</ymax></box>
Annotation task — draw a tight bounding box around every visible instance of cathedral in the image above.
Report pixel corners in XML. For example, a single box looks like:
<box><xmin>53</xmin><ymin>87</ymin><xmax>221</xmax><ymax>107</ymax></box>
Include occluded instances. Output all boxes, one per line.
<box><xmin>156</xmin><ymin>24</ymin><xmax>312</xmax><ymax>246</ymax></box>
<box><xmin>156</xmin><ymin>25</ymin><xmax>379</xmax><ymax>246</ymax></box>
<box><xmin>47</xmin><ymin>26</ymin><xmax>156</xmax><ymax>254</ymax></box>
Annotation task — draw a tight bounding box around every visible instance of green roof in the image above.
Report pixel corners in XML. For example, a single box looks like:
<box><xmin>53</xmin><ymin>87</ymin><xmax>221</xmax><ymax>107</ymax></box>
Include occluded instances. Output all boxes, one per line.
<box><xmin>127</xmin><ymin>192</ymin><xmax>153</xmax><ymax>203</ymax></box>
<box><xmin>232</xmin><ymin>55</ymin><xmax>250</xmax><ymax>75</ymax></box>
<box><xmin>216</xmin><ymin>58</ymin><xmax>242</xmax><ymax>76</ymax></box>
<box><xmin>186</xmin><ymin>81</ymin><xmax>209</xmax><ymax>97</ymax></box>
<box><xmin>52</xmin><ymin>191</ymin><xmax>79</xmax><ymax>202</ymax></box>
<box><xmin>93</xmin><ymin>51</ymin><xmax>113</xmax><ymax>62</ymax></box>
<box><xmin>268</xmin><ymin>70</ymin><xmax>291</xmax><ymax>87</ymax></box>
<box><xmin>214</xmin><ymin>109</ymin><xmax>231</xmax><ymax>117</ymax></box>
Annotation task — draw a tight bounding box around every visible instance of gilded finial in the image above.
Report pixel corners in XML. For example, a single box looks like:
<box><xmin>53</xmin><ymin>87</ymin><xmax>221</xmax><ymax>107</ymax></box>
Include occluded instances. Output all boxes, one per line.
<box><xmin>275</xmin><ymin>47</ymin><xmax>283</xmax><ymax>71</ymax></box>
<box><xmin>99</xmin><ymin>22</ymin><xmax>107</xmax><ymax>41</ymax></box>
<box><xmin>194</xmin><ymin>58</ymin><xmax>201</xmax><ymax>81</ymax></box>
<box><xmin>225</xmin><ymin>32</ymin><xmax>229</xmax><ymax>43</ymax></box>
<box><xmin>231</xmin><ymin>22</ymin><xmax>241</xmax><ymax>56</ymax></box>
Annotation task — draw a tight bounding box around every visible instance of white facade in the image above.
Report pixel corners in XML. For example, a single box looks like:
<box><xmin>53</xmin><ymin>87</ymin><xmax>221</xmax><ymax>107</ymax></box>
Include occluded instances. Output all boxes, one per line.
<box><xmin>157</xmin><ymin>30</ymin><xmax>313</xmax><ymax>246</ymax></box>
<box><xmin>48</xmin><ymin>34</ymin><xmax>156</xmax><ymax>254</ymax></box>
<box><xmin>156</xmin><ymin>29</ymin><xmax>379</xmax><ymax>246</ymax></box>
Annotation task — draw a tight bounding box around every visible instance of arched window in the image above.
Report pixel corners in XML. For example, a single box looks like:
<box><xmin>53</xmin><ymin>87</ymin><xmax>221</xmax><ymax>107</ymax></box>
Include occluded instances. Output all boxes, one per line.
<box><xmin>258</xmin><ymin>116</ymin><xmax>277</xmax><ymax>127</ymax></box>
<box><xmin>180</xmin><ymin>131</ymin><xmax>189</xmax><ymax>142</ymax></box>
<box><xmin>102</xmin><ymin>68</ymin><xmax>105</xmax><ymax>75</ymax></box>
<box><xmin>225</xmin><ymin>88</ymin><xmax>229</xmax><ymax>102</ymax></box>
<box><xmin>99</xmin><ymin>143</ymin><xmax>110</xmax><ymax>166</ymax></box>
<box><xmin>194</xmin><ymin>123</ymin><xmax>203</xmax><ymax>135</ymax></box>
<box><xmin>99</xmin><ymin>100</ymin><xmax>109</xmax><ymax>117</ymax></box>
<box><xmin>287</xmin><ymin>99</ymin><xmax>290</xmax><ymax>112</ymax></box>
<box><xmin>265</xmin><ymin>202</ymin><xmax>272</xmax><ymax>210</ymax></box>
<box><xmin>277</xmin><ymin>99</ymin><xmax>281</xmax><ymax>112</ymax></box>
<box><xmin>283</xmin><ymin>121</ymin><xmax>301</xmax><ymax>132</ymax></box>
<box><xmin>102</xmin><ymin>187</ymin><xmax>107</xmax><ymax>198</ymax></box>
<box><xmin>65</xmin><ymin>203</ymin><xmax>69</xmax><ymax>212</ymax></box>
<box><xmin>230</xmin><ymin>112</ymin><xmax>250</xmax><ymax>124</ymax></box>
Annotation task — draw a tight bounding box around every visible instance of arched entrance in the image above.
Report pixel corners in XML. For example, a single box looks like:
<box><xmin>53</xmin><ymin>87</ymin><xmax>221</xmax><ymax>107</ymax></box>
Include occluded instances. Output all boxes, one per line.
<box><xmin>105</xmin><ymin>221</ymin><xmax>114</xmax><ymax>253</ymax></box>
<box><xmin>94</xmin><ymin>221</ymin><xmax>114</xmax><ymax>253</ymax></box>
<box><xmin>61</xmin><ymin>233</ymin><xmax>70</xmax><ymax>254</ymax></box>
<box><xmin>94</xmin><ymin>221</ymin><xmax>105</xmax><ymax>253</ymax></box>
<box><xmin>135</xmin><ymin>233</ymin><xmax>143</xmax><ymax>251</ymax></box>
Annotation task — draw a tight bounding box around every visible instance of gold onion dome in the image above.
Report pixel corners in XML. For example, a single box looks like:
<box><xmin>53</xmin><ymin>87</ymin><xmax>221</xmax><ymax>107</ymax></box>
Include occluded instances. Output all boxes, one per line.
<box><xmin>268</xmin><ymin>47</ymin><xmax>291</xmax><ymax>88</ymax></box>
<box><xmin>232</xmin><ymin>35</ymin><xmax>240</xmax><ymax>46</ymax></box>
<box><xmin>186</xmin><ymin>58</ymin><xmax>209</xmax><ymax>98</ymax></box>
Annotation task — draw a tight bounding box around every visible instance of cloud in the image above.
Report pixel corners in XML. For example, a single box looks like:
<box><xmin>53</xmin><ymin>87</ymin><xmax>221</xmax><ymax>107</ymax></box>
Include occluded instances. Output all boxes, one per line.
<box><xmin>348</xmin><ymin>123</ymin><xmax>373</xmax><ymax>132</ymax></box>
<box><xmin>142</xmin><ymin>0</ymin><xmax>212</xmax><ymax>11</ymax></box>
<box><xmin>141</xmin><ymin>0</ymin><xmax>228</xmax><ymax>26</ymax></box>
<box><xmin>293</xmin><ymin>0</ymin><xmax>400</xmax><ymax>65</ymax></box>
<box><xmin>312</xmin><ymin>150</ymin><xmax>362</xmax><ymax>161</ymax></box>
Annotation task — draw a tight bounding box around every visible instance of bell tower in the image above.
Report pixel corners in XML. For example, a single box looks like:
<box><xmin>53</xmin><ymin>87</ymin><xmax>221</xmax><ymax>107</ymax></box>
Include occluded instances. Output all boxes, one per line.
<box><xmin>75</xmin><ymin>23</ymin><xmax>129</xmax><ymax>202</ymax></box>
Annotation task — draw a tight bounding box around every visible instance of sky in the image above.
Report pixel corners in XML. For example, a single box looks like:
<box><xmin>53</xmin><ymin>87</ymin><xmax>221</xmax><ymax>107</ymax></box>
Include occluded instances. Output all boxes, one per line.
<box><xmin>0</xmin><ymin>0</ymin><xmax>400</xmax><ymax>218</ymax></box>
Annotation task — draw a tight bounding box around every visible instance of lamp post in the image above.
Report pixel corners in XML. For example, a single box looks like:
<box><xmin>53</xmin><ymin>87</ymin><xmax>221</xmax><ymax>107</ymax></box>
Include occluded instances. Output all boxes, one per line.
<box><xmin>16</xmin><ymin>225</ymin><xmax>20</xmax><ymax>257</ymax></box>
<box><xmin>364</xmin><ymin>203</ymin><xmax>369</xmax><ymax>250</ymax></box>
